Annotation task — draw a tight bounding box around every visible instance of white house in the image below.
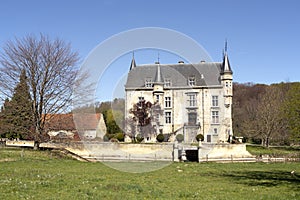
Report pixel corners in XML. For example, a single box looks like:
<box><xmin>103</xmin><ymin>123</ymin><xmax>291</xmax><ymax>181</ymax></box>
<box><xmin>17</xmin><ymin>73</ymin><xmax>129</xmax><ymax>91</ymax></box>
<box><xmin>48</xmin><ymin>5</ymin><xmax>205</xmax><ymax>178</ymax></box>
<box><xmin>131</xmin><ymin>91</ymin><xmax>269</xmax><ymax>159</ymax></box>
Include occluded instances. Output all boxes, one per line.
<box><xmin>125</xmin><ymin>48</ymin><xmax>233</xmax><ymax>143</ymax></box>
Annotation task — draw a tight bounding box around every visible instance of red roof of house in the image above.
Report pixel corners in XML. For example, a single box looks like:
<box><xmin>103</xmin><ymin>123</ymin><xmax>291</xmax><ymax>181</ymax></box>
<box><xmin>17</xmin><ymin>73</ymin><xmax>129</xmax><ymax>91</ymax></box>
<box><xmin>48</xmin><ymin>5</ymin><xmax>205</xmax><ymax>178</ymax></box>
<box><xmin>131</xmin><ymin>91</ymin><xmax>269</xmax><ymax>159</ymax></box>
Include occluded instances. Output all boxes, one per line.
<box><xmin>44</xmin><ymin>113</ymin><xmax>102</xmax><ymax>132</ymax></box>
<box><xmin>73</xmin><ymin>113</ymin><xmax>102</xmax><ymax>130</ymax></box>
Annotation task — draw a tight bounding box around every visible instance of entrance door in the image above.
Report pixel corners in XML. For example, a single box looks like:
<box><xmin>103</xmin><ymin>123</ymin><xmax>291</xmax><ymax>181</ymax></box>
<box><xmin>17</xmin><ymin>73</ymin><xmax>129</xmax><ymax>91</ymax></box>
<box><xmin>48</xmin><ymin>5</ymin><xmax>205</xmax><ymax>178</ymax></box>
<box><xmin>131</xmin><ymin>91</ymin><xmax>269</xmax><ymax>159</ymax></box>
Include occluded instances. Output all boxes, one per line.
<box><xmin>207</xmin><ymin>135</ymin><xmax>211</xmax><ymax>143</ymax></box>
<box><xmin>188</xmin><ymin>113</ymin><xmax>197</xmax><ymax>125</ymax></box>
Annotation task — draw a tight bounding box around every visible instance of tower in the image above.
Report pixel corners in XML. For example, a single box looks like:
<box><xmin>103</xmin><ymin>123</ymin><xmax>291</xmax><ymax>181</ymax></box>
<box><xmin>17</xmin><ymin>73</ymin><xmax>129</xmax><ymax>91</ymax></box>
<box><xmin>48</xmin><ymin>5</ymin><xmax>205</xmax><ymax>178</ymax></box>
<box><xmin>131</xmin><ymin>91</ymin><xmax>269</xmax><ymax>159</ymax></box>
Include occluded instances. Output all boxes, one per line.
<box><xmin>129</xmin><ymin>52</ymin><xmax>136</xmax><ymax>71</ymax></box>
<box><xmin>152</xmin><ymin>62</ymin><xmax>164</xmax><ymax>135</ymax></box>
<box><xmin>220</xmin><ymin>41</ymin><xmax>233</xmax><ymax>142</ymax></box>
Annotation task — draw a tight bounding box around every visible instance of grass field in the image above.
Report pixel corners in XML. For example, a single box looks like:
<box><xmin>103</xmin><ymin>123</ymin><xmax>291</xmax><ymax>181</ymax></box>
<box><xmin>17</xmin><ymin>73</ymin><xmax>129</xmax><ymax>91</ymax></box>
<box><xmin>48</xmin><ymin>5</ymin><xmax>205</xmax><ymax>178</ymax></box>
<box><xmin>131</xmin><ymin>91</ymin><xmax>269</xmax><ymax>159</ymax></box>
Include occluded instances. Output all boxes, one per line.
<box><xmin>246</xmin><ymin>145</ymin><xmax>300</xmax><ymax>158</ymax></box>
<box><xmin>0</xmin><ymin>147</ymin><xmax>299</xmax><ymax>200</ymax></box>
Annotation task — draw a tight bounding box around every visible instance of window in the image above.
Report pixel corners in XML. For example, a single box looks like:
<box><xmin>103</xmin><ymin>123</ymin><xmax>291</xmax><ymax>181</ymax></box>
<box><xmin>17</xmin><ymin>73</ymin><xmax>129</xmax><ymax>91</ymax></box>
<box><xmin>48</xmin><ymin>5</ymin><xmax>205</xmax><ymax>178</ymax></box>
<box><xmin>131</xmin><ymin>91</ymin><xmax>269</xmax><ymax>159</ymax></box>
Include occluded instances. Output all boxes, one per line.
<box><xmin>138</xmin><ymin>96</ymin><xmax>144</xmax><ymax>102</ymax></box>
<box><xmin>156</xmin><ymin>95</ymin><xmax>160</xmax><ymax>102</ymax></box>
<box><xmin>188</xmin><ymin>76</ymin><xmax>195</xmax><ymax>86</ymax></box>
<box><xmin>188</xmin><ymin>112</ymin><xmax>197</xmax><ymax>125</ymax></box>
<box><xmin>154</xmin><ymin>113</ymin><xmax>160</xmax><ymax>123</ymax></box>
<box><xmin>214</xmin><ymin>128</ymin><xmax>218</xmax><ymax>135</ymax></box>
<box><xmin>212</xmin><ymin>111</ymin><xmax>219</xmax><ymax>124</ymax></box>
<box><xmin>164</xmin><ymin>79</ymin><xmax>171</xmax><ymax>87</ymax></box>
<box><xmin>165</xmin><ymin>97</ymin><xmax>171</xmax><ymax>108</ymax></box>
<box><xmin>165</xmin><ymin>112</ymin><xmax>171</xmax><ymax>124</ymax></box>
<box><xmin>207</xmin><ymin>135</ymin><xmax>211</xmax><ymax>143</ymax></box>
<box><xmin>225</xmin><ymin>82</ymin><xmax>229</xmax><ymax>87</ymax></box>
<box><xmin>145</xmin><ymin>78</ymin><xmax>153</xmax><ymax>87</ymax></box>
<box><xmin>212</xmin><ymin>95</ymin><xmax>218</xmax><ymax>107</ymax></box>
<box><xmin>187</xmin><ymin>93</ymin><xmax>197</xmax><ymax>107</ymax></box>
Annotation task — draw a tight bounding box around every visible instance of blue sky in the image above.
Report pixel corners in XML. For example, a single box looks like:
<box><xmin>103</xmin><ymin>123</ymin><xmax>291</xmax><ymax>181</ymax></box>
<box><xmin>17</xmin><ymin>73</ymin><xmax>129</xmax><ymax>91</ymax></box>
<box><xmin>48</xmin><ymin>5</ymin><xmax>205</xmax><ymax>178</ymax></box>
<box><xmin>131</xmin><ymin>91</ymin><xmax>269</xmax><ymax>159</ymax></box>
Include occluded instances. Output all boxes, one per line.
<box><xmin>1</xmin><ymin>0</ymin><xmax>299</xmax><ymax>102</ymax></box>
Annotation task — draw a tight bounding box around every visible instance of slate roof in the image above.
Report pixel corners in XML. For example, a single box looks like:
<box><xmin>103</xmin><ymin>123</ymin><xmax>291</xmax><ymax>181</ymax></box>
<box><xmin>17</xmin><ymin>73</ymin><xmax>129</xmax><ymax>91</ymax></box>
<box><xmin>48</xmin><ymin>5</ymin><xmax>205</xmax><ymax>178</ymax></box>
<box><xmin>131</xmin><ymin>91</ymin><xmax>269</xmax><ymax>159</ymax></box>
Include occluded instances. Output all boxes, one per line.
<box><xmin>125</xmin><ymin>62</ymin><xmax>223</xmax><ymax>89</ymax></box>
<box><xmin>221</xmin><ymin>53</ymin><xmax>233</xmax><ymax>74</ymax></box>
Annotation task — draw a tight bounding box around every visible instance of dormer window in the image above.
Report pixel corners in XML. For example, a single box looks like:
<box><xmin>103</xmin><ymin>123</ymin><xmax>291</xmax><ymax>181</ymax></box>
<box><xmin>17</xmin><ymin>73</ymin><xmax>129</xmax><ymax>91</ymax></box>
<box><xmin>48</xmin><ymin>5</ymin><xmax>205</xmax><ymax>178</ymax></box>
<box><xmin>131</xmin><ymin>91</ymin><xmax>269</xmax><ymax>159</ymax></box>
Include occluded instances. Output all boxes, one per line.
<box><xmin>188</xmin><ymin>76</ymin><xmax>195</xmax><ymax>86</ymax></box>
<box><xmin>164</xmin><ymin>79</ymin><xmax>171</xmax><ymax>87</ymax></box>
<box><xmin>145</xmin><ymin>78</ymin><xmax>153</xmax><ymax>88</ymax></box>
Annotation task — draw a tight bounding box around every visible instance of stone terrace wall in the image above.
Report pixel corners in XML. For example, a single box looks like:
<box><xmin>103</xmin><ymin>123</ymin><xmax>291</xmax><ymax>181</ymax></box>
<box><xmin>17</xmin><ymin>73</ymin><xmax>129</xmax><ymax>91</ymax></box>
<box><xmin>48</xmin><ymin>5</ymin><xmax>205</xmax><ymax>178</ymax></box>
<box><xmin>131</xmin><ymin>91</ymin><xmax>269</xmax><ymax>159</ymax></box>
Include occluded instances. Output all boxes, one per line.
<box><xmin>41</xmin><ymin>142</ymin><xmax>174</xmax><ymax>162</ymax></box>
<box><xmin>6</xmin><ymin>140</ymin><xmax>35</xmax><ymax>147</ymax></box>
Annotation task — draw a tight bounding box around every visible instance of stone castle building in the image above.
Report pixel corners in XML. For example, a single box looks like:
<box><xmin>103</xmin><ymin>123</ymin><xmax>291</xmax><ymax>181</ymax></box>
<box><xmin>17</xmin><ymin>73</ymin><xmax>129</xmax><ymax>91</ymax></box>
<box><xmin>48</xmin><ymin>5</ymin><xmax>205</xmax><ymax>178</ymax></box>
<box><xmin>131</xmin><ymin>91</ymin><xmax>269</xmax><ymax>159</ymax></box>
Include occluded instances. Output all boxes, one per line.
<box><xmin>125</xmin><ymin>49</ymin><xmax>233</xmax><ymax>143</ymax></box>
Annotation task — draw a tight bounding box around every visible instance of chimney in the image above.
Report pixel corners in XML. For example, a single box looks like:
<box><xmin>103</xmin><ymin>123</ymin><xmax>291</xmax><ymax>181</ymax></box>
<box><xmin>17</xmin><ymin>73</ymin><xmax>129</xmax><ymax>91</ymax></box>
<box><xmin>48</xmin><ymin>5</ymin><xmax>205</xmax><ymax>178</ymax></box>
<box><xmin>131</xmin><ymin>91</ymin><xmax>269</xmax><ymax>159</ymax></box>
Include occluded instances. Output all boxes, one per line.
<box><xmin>155</xmin><ymin>61</ymin><xmax>160</xmax><ymax>64</ymax></box>
<box><xmin>200</xmin><ymin>60</ymin><xmax>205</xmax><ymax>63</ymax></box>
<box><xmin>178</xmin><ymin>61</ymin><xmax>184</xmax><ymax>64</ymax></box>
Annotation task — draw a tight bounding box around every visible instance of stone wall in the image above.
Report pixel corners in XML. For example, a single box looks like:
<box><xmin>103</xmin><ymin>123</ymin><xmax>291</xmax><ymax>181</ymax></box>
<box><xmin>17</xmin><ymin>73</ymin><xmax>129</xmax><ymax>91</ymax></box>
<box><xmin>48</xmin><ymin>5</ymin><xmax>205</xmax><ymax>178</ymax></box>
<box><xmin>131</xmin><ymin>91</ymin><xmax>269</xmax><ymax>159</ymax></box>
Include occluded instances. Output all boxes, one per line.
<box><xmin>40</xmin><ymin>142</ymin><xmax>174</xmax><ymax>162</ymax></box>
<box><xmin>41</xmin><ymin>142</ymin><xmax>254</xmax><ymax>162</ymax></box>
<box><xmin>6</xmin><ymin>140</ymin><xmax>35</xmax><ymax>147</ymax></box>
<box><xmin>198</xmin><ymin>143</ymin><xmax>253</xmax><ymax>160</ymax></box>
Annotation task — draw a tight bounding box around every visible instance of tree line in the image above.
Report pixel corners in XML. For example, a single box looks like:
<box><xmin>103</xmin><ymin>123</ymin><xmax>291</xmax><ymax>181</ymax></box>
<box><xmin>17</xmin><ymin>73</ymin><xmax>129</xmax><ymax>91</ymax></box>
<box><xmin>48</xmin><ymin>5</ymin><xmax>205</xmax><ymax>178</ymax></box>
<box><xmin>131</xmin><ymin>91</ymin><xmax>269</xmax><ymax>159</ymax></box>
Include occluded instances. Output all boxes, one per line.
<box><xmin>233</xmin><ymin>82</ymin><xmax>300</xmax><ymax>146</ymax></box>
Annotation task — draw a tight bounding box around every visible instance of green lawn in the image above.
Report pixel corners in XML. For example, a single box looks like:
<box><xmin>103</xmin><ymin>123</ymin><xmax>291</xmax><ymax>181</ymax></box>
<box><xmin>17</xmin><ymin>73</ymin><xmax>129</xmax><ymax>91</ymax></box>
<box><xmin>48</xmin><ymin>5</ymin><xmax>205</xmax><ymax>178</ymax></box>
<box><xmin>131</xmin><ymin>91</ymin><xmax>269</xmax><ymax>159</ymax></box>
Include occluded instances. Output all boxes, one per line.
<box><xmin>246</xmin><ymin>145</ymin><xmax>300</xmax><ymax>157</ymax></box>
<box><xmin>0</xmin><ymin>147</ymin><xmax>299</xmax><ymax>200</ymax></box>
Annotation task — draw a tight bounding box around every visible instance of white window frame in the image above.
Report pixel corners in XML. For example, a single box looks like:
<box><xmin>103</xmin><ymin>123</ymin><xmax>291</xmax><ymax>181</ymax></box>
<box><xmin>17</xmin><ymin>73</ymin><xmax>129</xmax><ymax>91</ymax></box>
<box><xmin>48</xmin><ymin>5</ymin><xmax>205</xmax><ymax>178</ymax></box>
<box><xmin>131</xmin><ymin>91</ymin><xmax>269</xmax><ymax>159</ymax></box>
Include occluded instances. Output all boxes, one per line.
<box><xmin>212</xmin><ymin>111</ymin><xmax>219</xmax><ymax>124</ymax></box>
<box><xmin>165</xmin><ymin>97</ymin><xmax>171</xmax><ymax>108</ymax></box>
<box><xmin>225</xmin><ymin>81</ymin><xmax>229</xmax><ymax>87</ymax></box>
<box><xmin>145</xmin><ymin>78</ymin><xmax>153</xmax><ymax>88</ymax></box>
<box><xmin>187</xmin><ymin>93</ymin><xmax>197</xmax><ymax>107</ymax></box>
<box><xmin>165</xmin><ymin>111</ymin><xmax>171</xmax><ymax>124</ymax></box>
<box><xmin>156</xmin><ymin>95</ymin><xmax>160</xmax><ymax>102</ymax></box>
<box><xmin>212</xmin><ymin>95</ymin><xmax>219</xmax><ymax>107</ymax></box>
<box><xmin>188</xmin><ymin>76</ymin><xmax>195</xmax><ymax>86</ymax></box>
<box><xmin>213</xmin><ymin>128</ymin><xmax>218</xmax><ymax>135</ymax></box>
<box><xmin>138</xmin><ymin>96</ymin><xmax>144</xmax><ymax>102</ymax></box>
<box><xmin>164</xmin><ymin>79</ymin><xmax>171</xmax><ymax>87</ymax></box>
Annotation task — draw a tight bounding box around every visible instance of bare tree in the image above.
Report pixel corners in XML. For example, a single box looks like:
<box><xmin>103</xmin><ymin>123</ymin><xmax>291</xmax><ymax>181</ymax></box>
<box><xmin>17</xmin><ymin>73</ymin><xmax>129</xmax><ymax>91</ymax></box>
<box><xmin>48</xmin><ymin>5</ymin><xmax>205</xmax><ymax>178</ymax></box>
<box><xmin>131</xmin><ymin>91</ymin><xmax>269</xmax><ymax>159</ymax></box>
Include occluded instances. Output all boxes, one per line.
<box><xmin>0</xmin><ymin>34</ymin><xmax>82</xmax><ymax>145</ymax></box>
<box><xmin>254</xmin><ymin>86</ymin><xmax>287</xmax><ymax>147</ymax></box>
<box><xmin>232</xmin><ymin>82</ymin><xmax>266</xmax><ymax>139</ymax></box>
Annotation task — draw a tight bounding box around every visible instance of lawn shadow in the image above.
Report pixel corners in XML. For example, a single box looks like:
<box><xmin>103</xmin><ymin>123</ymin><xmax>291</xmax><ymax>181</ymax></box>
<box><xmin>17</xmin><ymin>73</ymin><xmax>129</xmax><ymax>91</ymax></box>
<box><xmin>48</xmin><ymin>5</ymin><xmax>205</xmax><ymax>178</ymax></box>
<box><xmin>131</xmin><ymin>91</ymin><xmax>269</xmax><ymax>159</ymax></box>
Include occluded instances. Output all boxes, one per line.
<box><xmin>224</xmin><ymin>170</ymin><xmax>300</xmax><ymax>188</ymax></box>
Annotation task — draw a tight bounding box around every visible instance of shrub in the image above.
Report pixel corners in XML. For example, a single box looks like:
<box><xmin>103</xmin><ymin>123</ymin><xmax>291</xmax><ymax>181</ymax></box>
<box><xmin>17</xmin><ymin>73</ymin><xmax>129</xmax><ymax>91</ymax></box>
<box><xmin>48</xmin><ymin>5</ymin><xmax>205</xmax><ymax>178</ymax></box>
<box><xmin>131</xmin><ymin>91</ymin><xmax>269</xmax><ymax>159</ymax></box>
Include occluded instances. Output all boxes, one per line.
<box><xmin>196</xmin><ymin>134</ymin><xmax>204</xmax><ymax>142</ymax></box>
<box><xmin>103</xmin><ymin>134</ymin><xmax>110</xmax><ymax>142</ymax></box>
<box><xmin>103</xmin><ymin>134</ymin><xmax>115</xmax><ymax>142</ymax></box>
<box><xmin>156</xmin><ymin>133</ymin><xmax>164</xmax><ymax>143</ymax></box>
<box><xmin>176</xmin><ymin>134</ymin><xmax>184</xmax><ymax>143</ymax></box>
<box><xmin>110</xmin><ymin>138</ymin><xmax>119</xmax><ymax>143</ymax></box>
<box><xmin>164</xmin><ymin>134</ymin><xmax>170</xmax><ymax>142</ymax></box>
<box><xmin>115</xmin><ymin>133</ymin><xmax>125</xmax><ymax>142</ymax></box>
<box><xmin>136</xmin><ymin>134</ymin><xmax>144</xmax><ymax>143</ymax></box>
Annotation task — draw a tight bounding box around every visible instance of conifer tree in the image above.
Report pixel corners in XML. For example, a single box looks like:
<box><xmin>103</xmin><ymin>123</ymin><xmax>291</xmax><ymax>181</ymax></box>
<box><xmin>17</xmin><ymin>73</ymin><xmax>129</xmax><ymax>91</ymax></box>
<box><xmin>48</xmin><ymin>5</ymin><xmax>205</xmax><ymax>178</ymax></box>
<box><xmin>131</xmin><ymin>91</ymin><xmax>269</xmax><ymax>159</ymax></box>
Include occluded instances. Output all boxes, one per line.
<box><xmin>0</xmin><ymin>70</ymin><xmax>34</xmax><ymax>139</ymax></box>
<box><xmin>0</xmin><ymin>98</ymin><xmax>11</xmax><ymax>138</ymax></box>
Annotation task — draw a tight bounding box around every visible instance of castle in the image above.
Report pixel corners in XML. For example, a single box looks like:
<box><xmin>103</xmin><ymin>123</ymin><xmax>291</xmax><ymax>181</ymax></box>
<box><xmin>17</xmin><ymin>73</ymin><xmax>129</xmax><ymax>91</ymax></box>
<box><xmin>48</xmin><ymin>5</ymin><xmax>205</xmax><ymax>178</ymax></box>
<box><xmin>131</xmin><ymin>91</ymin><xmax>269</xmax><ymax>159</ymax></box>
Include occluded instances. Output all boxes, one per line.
<box><xmin>125</xmin><ymin>48</ymin><xmax>233</xmax><ymax>143</ymax></box>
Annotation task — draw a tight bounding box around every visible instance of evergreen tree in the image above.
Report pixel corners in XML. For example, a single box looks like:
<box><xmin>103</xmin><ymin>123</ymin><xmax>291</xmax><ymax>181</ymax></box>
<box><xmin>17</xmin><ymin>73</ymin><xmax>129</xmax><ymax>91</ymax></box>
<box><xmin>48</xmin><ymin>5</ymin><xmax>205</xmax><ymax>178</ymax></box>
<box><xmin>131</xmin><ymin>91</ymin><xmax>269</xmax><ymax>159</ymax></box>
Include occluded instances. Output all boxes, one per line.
<box><xmin>0</xmin><ymin>98</ymin><xmax>12</xmax><ymax>138</ymax></box>
<box><xmin>105</xmin><ymin>109</ymin><xmax>122</xmax><ymax>134</ymax></box>
<box><xmin>0</xmin><ymin>70</ymin><xmax>34</xmax><ymax>139</ymax></box>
